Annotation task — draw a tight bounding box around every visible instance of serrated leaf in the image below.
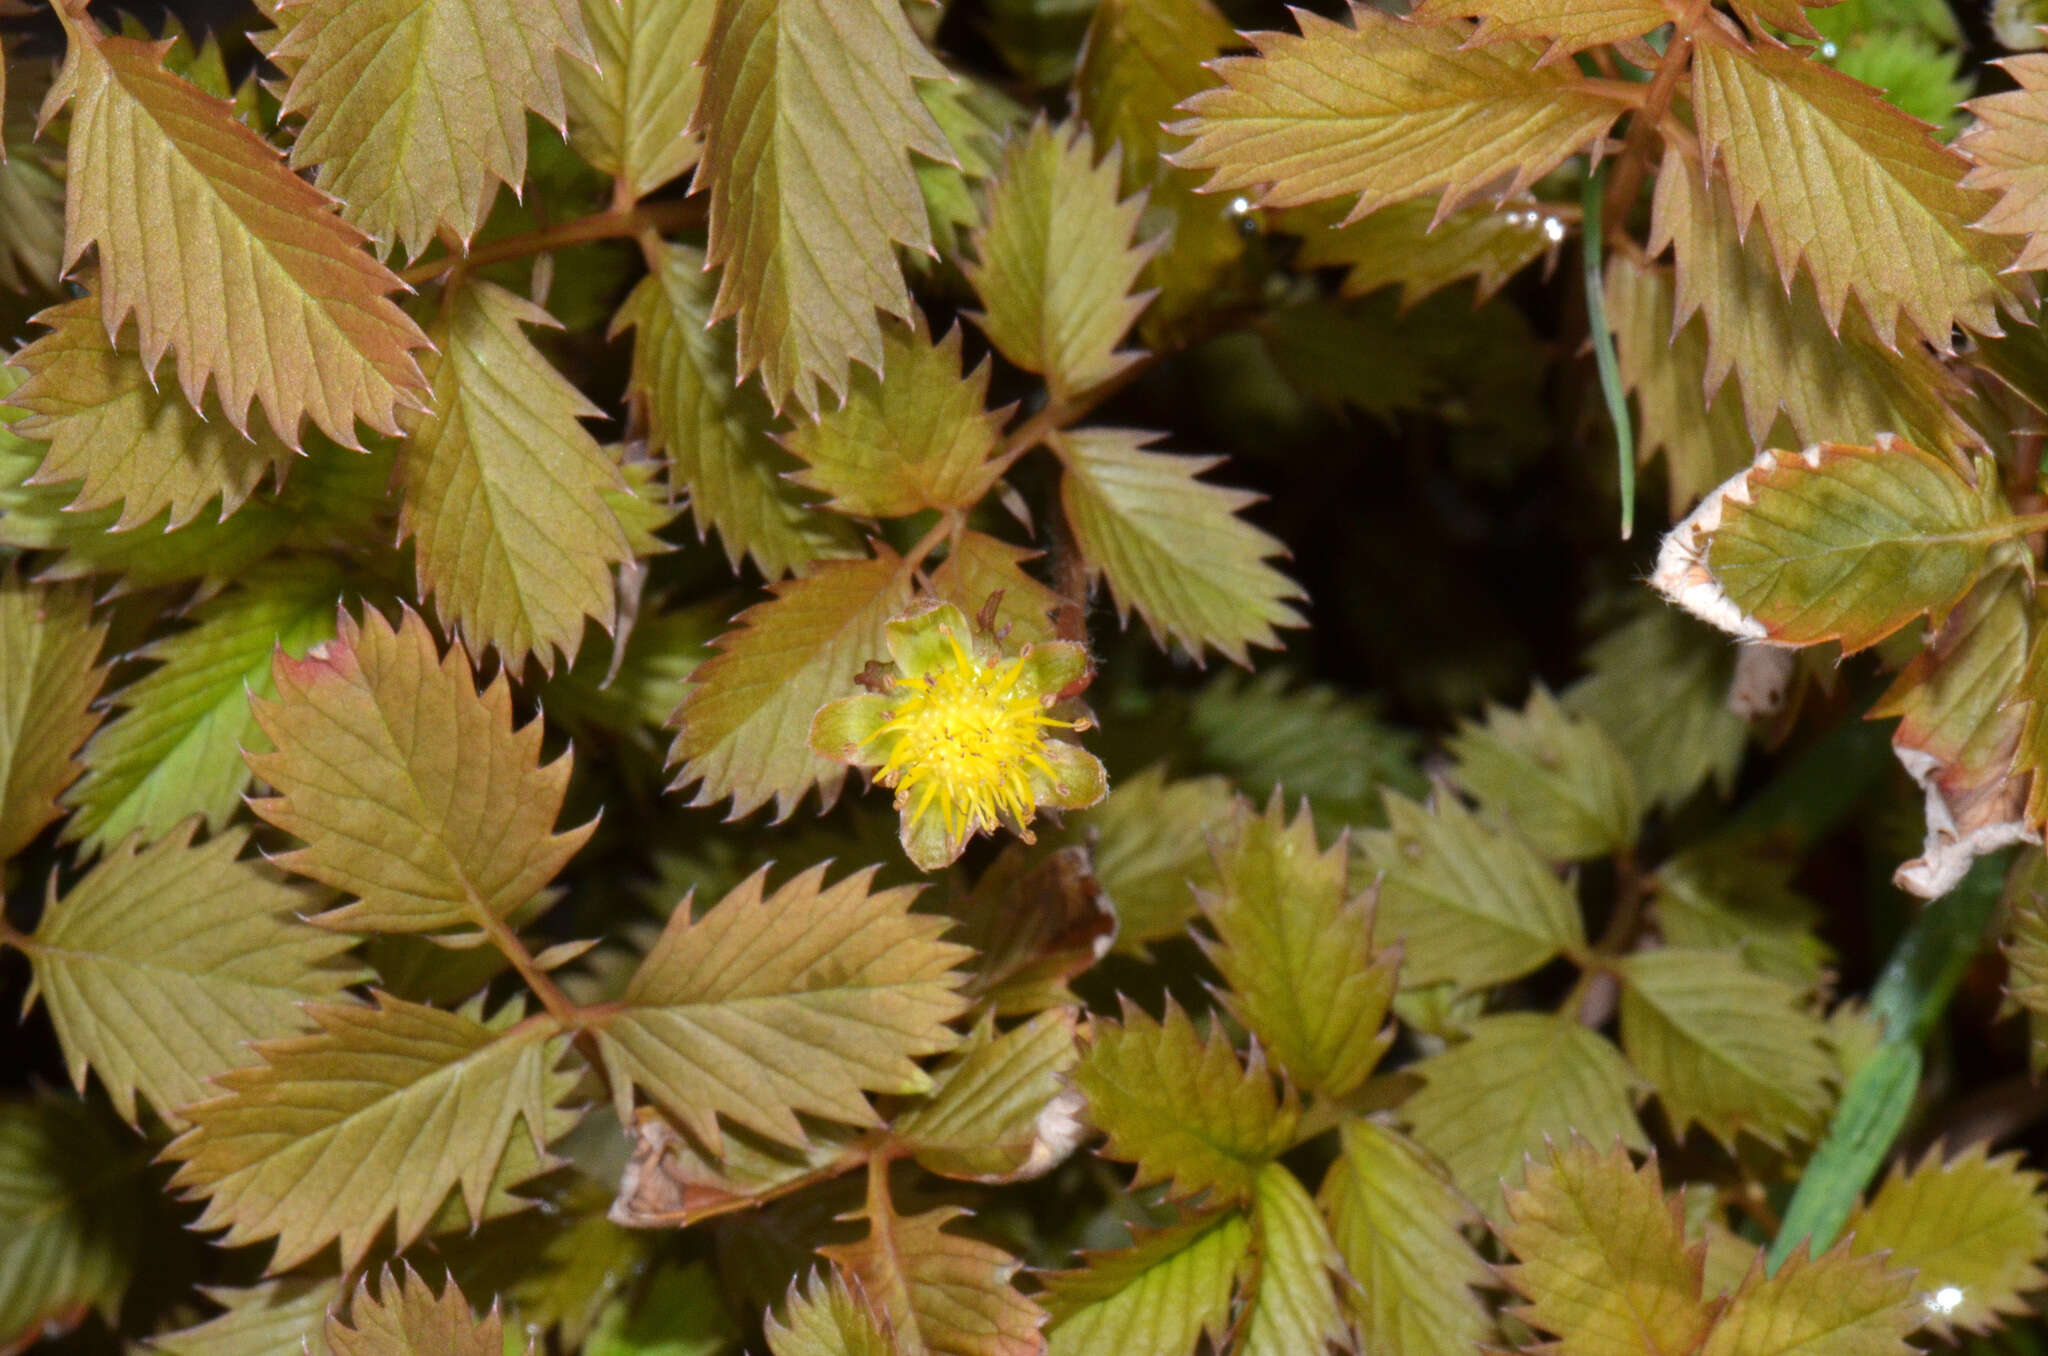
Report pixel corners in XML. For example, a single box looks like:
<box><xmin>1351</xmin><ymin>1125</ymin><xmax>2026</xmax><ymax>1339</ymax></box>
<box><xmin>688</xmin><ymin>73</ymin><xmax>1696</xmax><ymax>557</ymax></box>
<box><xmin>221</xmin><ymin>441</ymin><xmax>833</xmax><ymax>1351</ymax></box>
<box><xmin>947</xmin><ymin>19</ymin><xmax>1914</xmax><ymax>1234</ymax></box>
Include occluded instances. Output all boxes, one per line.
<box><xmin>1290</xmin><ymin>198</ymin><xmax>1562</xmax><ymax>308</ymax></box>
<box><xmin>1171</xmin><ymin>4</ymin><xmax>1623</xmax><ymax>223</ymax></box>
<box><xmin>1961</xmin><ymin>52</ymin><xmax>2048</xmax><ymax>272</ymax></box>
<box><xmin>47</xmin><ymin>19</ymin><xmax>431</xmax><ymax>443</ymax></box>
<box><xmin>2007</xmin><ymin>885</ymin><xmax>2048</xmax><ymax>1073</ymax></box>
<box><xmin>915</xmin><ymin>76</ymin><xmax>1018</xmax><ymax>266</ymax></box>
<box><xmin>1357</xmin><ymin>792</ymin><xmax>1587</xmax><ymax>990</ymax></box>
<box><xmin>248</xmin><ymin>605</ymin><xmax>592</xmax><ymax>934</ymax></box>
<box><xmin>693</xmin><ymin>0</ymin><xmax>946</xmax><ymax>412</ymax></box>
<box><xmin>1690</xmin><ymin>40</ymin><xmax>2012</xmax><ymax>348</ymax></box>
<box><xmin>327</xmin><ymin>1268</ymin><xmax>505</xmax><ymax>1356</ymax></box>
<box><xmin>1657</xmin><ymin>440</ymin><xmax>2007</xmax><ymax>653</ymax></box>
<box><xmin>8</xmin><ymin>289</ymin><xmax>298</xmax><ymax>530</ymax></box>
<box><xmin>1828</xmin><ymin>26</ymin><xmax>1969</xmax><ymax>131</ymax></box>
<box><xmin>937</xmin><ymin>843</ymin><xmax>1114</xmax><ymax>1016</ymax></box>
<box><xmin>965</xmin><ymin>120</ymin><xmax>1155</xmax><ymax>402</ymax></box>
<box><xmin>608</xmin><ymin>1108</ymin><xmax>867</xmax><ymax>1230</ymax></box>
<box><xmin>1845</xmin><ymin>1144</ymin><xmax>2048</xmax><ymax>1335</ymax></box>
<box><xmin>1040</xmin><ymin>1212</ymin><xmax>1251</xmax><ymax>1356</ymax></box>
<box><xmin>1448</xmin><ymin>686</ymin><xmax>1640</xmax><ymax>861</ymax></box>
<box><xmin>164</xmin><ymin>992</ymin><xmax>577</xmax><ymax>1272</ymax></box>
<box><xmin>1074</xmin><ymin>999</ymin><xmax>1297</xmax><ymax>1208</ymax></box>
<box><xmin>1199</xmin><ymin>797</ymin><xmax>1395</xmax><ymax>1099</ymax></box>
<box><xmin>560</xmin><ymin>0</ymin><xmax>705</xmax><ymax>201</ymax></box>
<box><xmin>0</xmin><ymin>64</ymin><xmax>64</xmax><ymax>294</ymax></box>
<box><xmin>784</xmin><ymin>319</ymin><xmax>1006</xmax><ymax>518</ymax></box>
<box><xmin>1699</xmin><ymin>1244</ymin><xmax>1915</xmax><ymax>1356</ymax></box>
<box><xmin>147</xmin><ymin>1278</ymin><xmax>340</xmax><ymax>1356</ymax></box>
<box><xmin>1404</xmin><ymin>1013</ymin><xmax>1647</xmax><ymax>1222</ymax></box>
<box><xmin>1618</xmin><ymin>948</ymin><xmax>1833</xmax><ymax>1150</ymax></box>
<box><xmin>612</xmin><ymin>240</ymin><xmax>856</xmax><ymax>579</ymax></box>
<box><xmin>930</xmin><ymin>532</ymin><xmax>1062</xmax><ymax>651</ymax></box>
<box><xmin>589</xmin><ymin>862</ymin><xmax>970</xmax><ymax>1153</ymax></box>
<box><xmin>1054</xmin><ymin>427</ymin><xmax>1302</xmax><ymax>666</ymax></box>
<box><xmin>1602</xmin><ymin>252</ymin><xmax>1755</xmax><ymax>519</ymax></box>
<box><xmin>1321</xmin><ymin>1119</ymin><xmax>1493</xmax><ymax>1356</ymax></box>
<box><xmin>1497</xmin><ymin>1140</ymin><xmax>1715</xmax><ymax>1356</ymax></box>
<box><xmin>1649</xmin><ymin>146</ymin><xmax>1971</xmax><ymax>456</ymax></box>
<box><xmin>1562</xmin><ymin>605</ymin><xmax>1748</xmax><ymax>815</ymax></box>
<box><xmin>821</xmin><ymin>1183</ymin><xmax>1044</xmax><ymax>1356</ymax></box>
<box><xmin>65</xmin><ymin>563</ymin><xmax>342</xmax><ymax>851</ymax></box>
<box><xmin>23</xmin><ymin>821</ymin><xmax>361</xmax><ymax>1127</ymax></box>
<box><xmin>894</xmin><ymin>1008</ymin><xmax>1082</xmax><ymax>1183</ymax></box>
<box><xmin>1871</xmin><ymin>566</ymin><xmax>2036</xmax><ymax>897</ymax></box>
<box><xmin>1650</xmin><ymin>844</ymin><xmax>1830</xmax><ymax>986</ymax></box>
<box><xmin>1409</xmin><ymin>0</ymin><xmax>1673</xmax><ymax>58</ymax></box>
<box><xmin>666</xmin><ymin>552</ymin><xmax>914</xmax><ymax>820</ymax></box>
<box><xmin>1188</xmin><ymin>670</ymin><xmax>1421</xmax><ymax>824</ymax></box>
<box><xmin>0</xmin><ymin>1096</ymin><xmax>149</xmax><ymax>1349</ymax></box>
<box><xmin>1065</xmin><ymin>764</ymin><xmax>1233</xmax><ymax>953</ymax></box>
<box><xmin>1238</xmin><ymin>1162</ymin><xmax>1345</xmax><ymax>1356</ymax></box>
<box><xmin>0</xmin><ymin>572</ymin><xmax>106</xmax><ymax>860</ymax></box>
<box><xmin>270</xmin><ymin>0</ymin><xmax>588</xmax><ymax>257</ymax></box>
<box><xmin>767</xmin><ymin>1271</ymin><xmax>896</xmax><ymax>1356</ymax></box>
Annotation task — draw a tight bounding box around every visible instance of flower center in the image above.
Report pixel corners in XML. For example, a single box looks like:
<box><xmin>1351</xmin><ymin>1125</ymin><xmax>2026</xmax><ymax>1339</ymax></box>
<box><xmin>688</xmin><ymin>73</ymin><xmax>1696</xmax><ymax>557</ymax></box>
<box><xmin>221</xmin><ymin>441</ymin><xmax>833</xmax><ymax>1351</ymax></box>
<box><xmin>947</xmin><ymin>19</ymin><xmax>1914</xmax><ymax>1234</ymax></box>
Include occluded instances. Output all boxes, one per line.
<box><xmin>864</xmin><ymin>629</ymin><xmax>1070</xmax><ymax>841</ymax></box>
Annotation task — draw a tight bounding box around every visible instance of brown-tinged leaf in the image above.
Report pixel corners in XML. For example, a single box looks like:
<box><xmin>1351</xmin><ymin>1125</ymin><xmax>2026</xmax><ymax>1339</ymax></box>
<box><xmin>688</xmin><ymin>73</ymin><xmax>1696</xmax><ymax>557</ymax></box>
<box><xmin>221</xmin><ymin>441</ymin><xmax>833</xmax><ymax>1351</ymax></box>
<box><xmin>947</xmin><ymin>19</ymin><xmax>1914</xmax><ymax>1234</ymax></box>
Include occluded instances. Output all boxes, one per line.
<box><xmin>692</xmin><ymin>0</ymin><xmax>947</xmax><ymax>412</ymax></box>
<box><xmin>46</xmin><ymin>17</ymin><xmax>431</xmax><ymax>443</ymax></box>
<box><xmin>164</xmin><ymin>992</ymin><xmax>577</xmax><ymax>1272</ymax></box>
<box><xmin>1322</xmin><ymin>1119</ymin><xmax>1493</xmax><ymax>1356</ymax></box>
<box><xmin>1404</xmin><ymin>1013</ymin><xmax>1648</xmax><ymax>1222</ymax></box>
<box><xmin>1409</xmin><ymin>0</ymin><xmax>1674</xmax><ymax>59</ymax></box>
<box><xmin>588</xmin><ymin>862</ymin><xmax>970</xmax><ymax>1153</ymax></box>
<box><xmin>608</xmin><ymin>1109</ymin><xmax>866</xmax><ymax>1231</ymax></box>
<box><xmin>326</xmin><ymin>1268</ymin><xmax>504</xmax><ymax>1356</ymax></box>
<box><xmin>270</xmin><ymin>0</ymin><xmax>591</xmax><ymax>258</ymax></box>
<box><xmin>0</xmin><ymin>571</ymin><xmax>106</xmax><ymax>861</ymax></box>
<box><xmin>1039</xmin><ymin>1212</ymin><xmax>1250</xmax><ymax>1356</ymax></box>
<box><xmin>1690</xmin><ymin>39</ymin><xmax>2014</xmax><ymax>348</ymax></box>
<box><xmin>561</xmin><ymin>0</ymin><xmax>708</xmax><ymax>201</ymax></box>
<box><xmin>1698</xmin><ymin>1243</ymin><xmax>1915</xmax><ymax>1356</ymax></box>
<box><xmin>666</xmin><ymin>552</ymin><xmax>915</xmax><ymax>821</ymax></box>
<box><xmin>965</xmin><ymin>120</ymin><xmax>1156</xmax><ymax>403</ymax></box>
<box><xmin>784</xmin><ymin>319</ymin><xmax>1006</xmax><ymax>518</ymax></box>
<box><xmin>1170</xmin><ymin>4</ymin><xmax>1623</xmax><ymax>223</ymax></box>
<box><xmin>400</xmin><ymin>279</ymin><xmax>629</xmax><ymax>670</ymax></box>
<box><xmin>1497</xmin><ymin>1139</ymin><xmax>1716</xmax><ymax>1356</ymax></box>
<box><xmin>248</xmin><ymin>604</ymin><xmax>591</xmax><ymax>934</ymax></box>
<box><xmin>1962</xmin><ymin>52</ymin><xmax>2048</xmax><ymax>272</ymax></box>
<box><xmin>22</xmin><ymin>821</ymin><xmax>362</xmax><ymax>1128</ymax></box>
<box><xmin>1054</xmin><ymin>427</ymin><xmax>1303</xmax><ymax>666</ymax></box>
<box><xmin>1845</xmin><ymin>1144</ymin><xmax>2048</xmax><ymax>1335</ymax></box>
<box><xmin>893</xmin><ymin>1008</ymin><xmax>1083</xmax><ymax>1183</ymax></box>
<box><xmin>930</xmin><ymin>532</ymin><xmax>1063</xmax><ymax>651</ymax></box>
<box><xmin>1290</xmin><ymin>198</ymin><xmax>1563</xmax><ymax>308</ymax></box>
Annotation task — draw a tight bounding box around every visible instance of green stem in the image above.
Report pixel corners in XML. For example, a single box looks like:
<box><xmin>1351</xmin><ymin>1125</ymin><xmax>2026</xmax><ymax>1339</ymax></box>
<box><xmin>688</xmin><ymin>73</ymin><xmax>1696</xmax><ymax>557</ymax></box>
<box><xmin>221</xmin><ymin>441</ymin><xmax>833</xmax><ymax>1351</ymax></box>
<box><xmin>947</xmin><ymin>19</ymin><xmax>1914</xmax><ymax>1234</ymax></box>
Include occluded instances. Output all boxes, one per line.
<box><xmin>1581</xmin><ymin>164</ymin><xmax>1636</xmax><ymax>541</ymax></box>
<box><xmin>1766</xmin><ymin>848</ymin><xmax>2008</xmax><ymax>1270</ymax></box>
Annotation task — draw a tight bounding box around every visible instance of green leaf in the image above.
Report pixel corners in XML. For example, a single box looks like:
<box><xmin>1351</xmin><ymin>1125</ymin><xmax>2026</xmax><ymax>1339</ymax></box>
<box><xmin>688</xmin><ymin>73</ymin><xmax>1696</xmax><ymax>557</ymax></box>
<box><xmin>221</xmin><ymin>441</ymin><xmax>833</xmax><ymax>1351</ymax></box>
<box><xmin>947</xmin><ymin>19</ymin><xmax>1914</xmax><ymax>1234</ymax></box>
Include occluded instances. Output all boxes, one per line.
<box><xmin>8</xmin><ymin>289</ymin><xmax>298</xmax><ymax>530</ymax></box>
<box><xmin>401</xmin><ymin>279</ymin><xmax>629</xmax><ymax>671</ymax></box>
<box><xmin>666</xmin><ymin>552</ymin><xmax>915</xmax><ymax>821</ymax></box>
<box><xmin>1290</xmin><ymin>198</ymin><xmax>1562</xmax><ymax>308</ymax></box>
<box><xmin>1238</xmin><ymin>1162</ymin><xmax>1345</xmax><ymax>1356</ymax></box>
<box><xmin>612</xmin><ymin>241</ymin><xmax>856</xmax><ymax>579</ymax></box>
<box><xmin>1691</xmin><ymin>40</ymin><xmax>2011</xmax><ymax>348</ymax></box>
<box><xmin>1654</xmin><ymin>439</ymin><xmax>2008</xmax><ymax>653</ymax></box>
<box><xmin>1321</xmin><ymin>1119</ymin><xmax>1493</xmax><ymax>1356</ymax></box>
<box><xmin>1171</xmin><ymin>4</ymin><xmax>1623</xmax><ymax>222</ymax></box>
<box><xmin>64</xmin><ymin>562</ymin><xmax>342</xmax><ymax>851</ymax></box>
<box><xmin>766</xmin><ymin>1270</ymin><xmax>896</xmax><ymax>1356</ymax></box>
<box><xmin>560</xmin><ymin>0</ymin><xmax>707</xmax><ymax>202</ymax></box>
<box><xmin>1075</xmin><ymin>1000</ymin><xmax>1297</xmax><ymax>1208</ymax></box>
<box><xmin>164</xmin><ymin>992</ymin><xmax>577</xmax><ymax>1272</ymax></box>
<box><xmin>327</xmin><ymin>1268</ymin><xmax>505</xmax><ymax>1356</ymax></box>
<box><xmin>966</xmin><ymin>120</ymin><xmax>1156</xmax><ymax>402</ymax></box>
<box><xmin>1561</xmin><ymin>605</ymin><xmax>1748</xmax><ymax>816</ymax></box>
<box><xmin>269</xmin><ymin>0</ymin><xmax>590</xmax><ymax>257</ymax></box>
<box><xmin>1497</xmin><ymin>1140</ymin><xmax>1715</xmax><ymax>1356</ymax></box>
<box><xmin>1188</xmin><ymin>670</ymin><xmax>1421</xmax><ymax>824</ymax></box>
<box><xmin>1040</xmin><ymin>1212</ymin><xmax>1250</xmax><ymax>1356</ymax></box>
<box><xmin>1198</xmin><ymin>796</ymin><xmax>1396</xmax><ymax>1099</ymax></box>
<box><xmin>249</xmin><ymin>605</ymin><xmax>593</xmax><ymax>934</ymax></box>
<box><xmin>1618</xmin><ymin>948</ymin><xmax>1834</xmax><ymax>1150</ymax></box>
<box><xmin>692</xmin><ymin>0</ymin><xmax>947</xmax><ymax>412</ymax></box>
<box><xmin>22</xmin><ymin>821</ymin><xmax>362</xmax><ymax>1127</ymax></box>
<box><xmin>1404</xmin><ymin>1013</ymin><xmax>1647</xmax><ymax>1222</ymax></box>
<box><xmin>0</xmin><ymin>572</ymin><xmax>107</xmax><ymax>860</ymax></box>
<box><xmin>147</xmin><ymin>1279</ymin><xmax>340</xmax><ymax>1356</ymax></box>
<box><xmin>915</xmin><ymin>76</ymin><xmax>1019</xmax><ymax>266</ymax></box>
<box><xmin>1447</xmin><ymin>686</ymin><xmax>1640</xmax><ymax>861</ymax></box>
<box><xmin>48</xmin><ymin>20</ymin><xmax>432</xmax><ymax>444</ymax></box>
<box><xmin>0</xmin><ymin>1096</ymin><xmax>150</xmax><ymax>1350</ymax></box>
<box><xmin>588</xmin><ymin>862</ymin><xmax>970</xmax><ymax>1153</ymax></box>
<box><xmin>894</xmin><ymin>1008</ymin><xmax>1083</xmax><ymax>1183</ymax></box>
<box><xmin>0</xmin><ymin>72</ymin><xmax>64</xmax><ymax>294</ymax></box>
<box><xmin>1357</xmin><ymin>792</ymin><xmax>1587</xmax><ymax>990</ymax></box>
<box><xmin>784</xmin><ymin>318</ymin><xmax>1006</xmax><ymax>518</ymax></box>
<box><xmin>1065</xmin><ymin>764</ymin><xmax>1233</xmax><ymax>953</ymax></box>
<box><xmin>1054</xmin><ymin>427</ymin><xmax>1303</xmax><ymax>665</ymax></box>
<box><xmin>1650</xmin><ymin>844</ymin><xmax>1830</xmax><ymax>987</ymax></box>
<box><xmin>1698</xmin><ymin>1243</ymin><xmax>1915</xmax><ymax>1356</ymax></box>
<box><xmin>1845</xmin><ymin>1144</ymin><xmax>2048</xmax><ymax>1335</ymax></box>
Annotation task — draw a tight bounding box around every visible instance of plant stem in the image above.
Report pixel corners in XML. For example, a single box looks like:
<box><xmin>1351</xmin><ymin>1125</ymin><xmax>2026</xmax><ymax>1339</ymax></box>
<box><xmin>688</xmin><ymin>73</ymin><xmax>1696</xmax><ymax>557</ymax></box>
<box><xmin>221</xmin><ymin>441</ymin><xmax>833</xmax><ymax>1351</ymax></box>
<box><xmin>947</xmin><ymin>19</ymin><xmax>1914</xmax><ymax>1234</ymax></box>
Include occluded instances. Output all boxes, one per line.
<box><xmin>400</xmin><ymin>200</ymin><xmax>700</xmax><ymax>286</ymax></box>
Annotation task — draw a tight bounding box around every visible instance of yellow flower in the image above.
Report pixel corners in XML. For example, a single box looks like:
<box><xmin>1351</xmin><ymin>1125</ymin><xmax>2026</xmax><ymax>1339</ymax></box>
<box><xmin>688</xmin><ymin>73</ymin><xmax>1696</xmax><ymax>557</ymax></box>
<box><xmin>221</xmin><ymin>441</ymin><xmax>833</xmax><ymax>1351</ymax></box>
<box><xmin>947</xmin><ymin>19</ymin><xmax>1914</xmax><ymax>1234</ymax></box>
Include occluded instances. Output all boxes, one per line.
<box><xmin>811</xmin><ymin>601</ymin><xmax>1107</xmax><ymax>870</ymax></box>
